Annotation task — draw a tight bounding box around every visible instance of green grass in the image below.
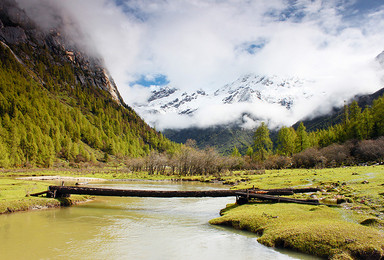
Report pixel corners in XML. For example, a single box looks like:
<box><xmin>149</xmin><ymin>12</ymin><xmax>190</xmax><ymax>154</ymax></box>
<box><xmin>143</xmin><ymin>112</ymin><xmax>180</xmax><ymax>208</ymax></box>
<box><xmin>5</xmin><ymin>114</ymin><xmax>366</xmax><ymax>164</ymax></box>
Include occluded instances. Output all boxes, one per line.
<box><xmin>210</xmin><ymin>203</ymin><xmax>384</xmax><ymax>259</ymax></box>
<box><xmin>210</xmin><ymin>165</ymin><xmax>384</xmax><ymax>259</ymax></box>
<box><xmin>0</xmin><ymin>177</ymin><xmax>89</xmax><ymax>214</ymax></box>
<box><xmin>2</xmin><ymin>166</ymin><xmax>384</xmax><ymax>259</ymax></box>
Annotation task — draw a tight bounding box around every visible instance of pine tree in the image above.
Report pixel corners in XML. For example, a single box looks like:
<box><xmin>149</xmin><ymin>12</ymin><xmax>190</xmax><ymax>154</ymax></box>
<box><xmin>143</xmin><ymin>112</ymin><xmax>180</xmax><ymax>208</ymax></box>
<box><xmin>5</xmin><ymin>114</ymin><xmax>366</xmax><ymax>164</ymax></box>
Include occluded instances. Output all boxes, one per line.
<box><xmin>295</xmin><ymin>122</ymin><xmax>310</xmax><ymax>153</ymax></box>
<box><xmin>231</xmin><ymin>146</ymin><xmax>241</xmax><ymax>157</ymax></box>
<box><xmin>347</xmin><ymin>101</ymin><xmax>362</xmax><ymax>140</ymax></box>
<box><xmin>361</xmin><ymin>106</ymin><xmax>373</xmax><ymax>139</ymax></box>
<box><xmin>277</xmin><ymin>126</ymin><xmax>297</xmax><ymax>156</ymax></box>
<box><xmin>0</xmin><ymin>139</ymin><xmax>10</xmax><ymax>168</ymax></box>
<box><xmin>253</xmin><ymin>122</ymin><xmax>273</xmax><ymax>161</ymax></box>
<box><xmin>246</xmin><ymin>146</ymin><xmax>254</xmax><ymax>157</ymax></box>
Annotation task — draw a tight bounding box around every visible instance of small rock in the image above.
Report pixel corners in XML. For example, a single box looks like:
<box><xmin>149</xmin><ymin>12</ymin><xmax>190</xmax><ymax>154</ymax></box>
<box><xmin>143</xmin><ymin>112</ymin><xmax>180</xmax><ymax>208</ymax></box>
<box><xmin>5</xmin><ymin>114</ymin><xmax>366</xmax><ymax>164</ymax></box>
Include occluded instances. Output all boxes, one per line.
<box><xmin>362</xmin><ymin>180</ymin><xmax>369</xmax><ymax>184</ymax></box>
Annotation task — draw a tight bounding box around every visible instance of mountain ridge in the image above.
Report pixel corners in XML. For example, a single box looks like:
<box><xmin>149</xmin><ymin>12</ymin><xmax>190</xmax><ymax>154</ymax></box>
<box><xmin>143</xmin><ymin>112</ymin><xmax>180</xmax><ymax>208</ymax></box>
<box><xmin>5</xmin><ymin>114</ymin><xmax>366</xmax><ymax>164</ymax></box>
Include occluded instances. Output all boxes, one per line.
<box><xmin>136</xmin><ymin>74</ymin><xmax>316</xmax><ymax>122</ymax></box>
<box><xmin>0</xmin><ymin>0</ymin><xmax>179</xmax><ymax>167</ymax></box>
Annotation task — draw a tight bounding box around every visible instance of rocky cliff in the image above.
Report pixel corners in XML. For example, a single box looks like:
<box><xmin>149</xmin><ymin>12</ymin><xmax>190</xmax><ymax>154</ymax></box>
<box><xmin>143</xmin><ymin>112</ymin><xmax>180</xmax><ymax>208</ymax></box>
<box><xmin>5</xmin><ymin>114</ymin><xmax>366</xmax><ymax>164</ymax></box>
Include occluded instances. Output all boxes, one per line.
<box><xmin>0</xmin><ymin>0</ymin><xmax>123</xmax><ymax>105</ymax></box>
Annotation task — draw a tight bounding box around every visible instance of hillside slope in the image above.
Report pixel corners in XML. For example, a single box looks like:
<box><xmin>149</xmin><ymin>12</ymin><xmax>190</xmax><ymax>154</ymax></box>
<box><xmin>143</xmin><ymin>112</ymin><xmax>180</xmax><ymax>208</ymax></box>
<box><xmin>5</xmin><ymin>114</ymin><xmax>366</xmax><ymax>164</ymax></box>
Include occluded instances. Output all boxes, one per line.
<box><xmin>163</xmin><ymin>126</ymin><xmax>255</xmax><ymax>155</ymax></box>
<box><xmin>293</xmin><ymin>87</ymin><xmax>384</xmax><ymax>131</ymax></box>
<box><xmin>0</xmin><ymin>0</ymin><xmax>179</xmax><ymax>167</ymax></box>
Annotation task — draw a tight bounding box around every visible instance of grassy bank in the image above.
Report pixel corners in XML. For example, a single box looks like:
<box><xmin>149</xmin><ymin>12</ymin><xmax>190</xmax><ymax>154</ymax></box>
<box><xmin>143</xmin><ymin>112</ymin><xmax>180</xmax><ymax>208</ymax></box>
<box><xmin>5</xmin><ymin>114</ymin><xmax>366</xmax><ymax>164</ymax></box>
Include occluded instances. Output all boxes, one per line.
<box><xmin>0</xmin><ymin>177</ymin><xmax>90</xmax><ymax>214</ymax></box>
<box><xmin>210</xmin><ymin>165</ymin><xmax>384</xmax><ymax>259</ymax></box>
<box><xmin>2</xmin><ymin>166</ymin><xmax>384</xmax><ymax>259</ymax></box>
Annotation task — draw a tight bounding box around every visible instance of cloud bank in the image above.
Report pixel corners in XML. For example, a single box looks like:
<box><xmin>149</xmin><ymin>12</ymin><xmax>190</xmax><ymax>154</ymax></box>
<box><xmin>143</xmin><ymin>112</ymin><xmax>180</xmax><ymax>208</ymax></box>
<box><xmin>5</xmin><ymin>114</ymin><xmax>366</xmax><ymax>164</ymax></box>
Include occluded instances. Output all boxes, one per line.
<box><xmin>16</xmin><ymin>0</ymin><xmax>384</xmax><ymax>129</ymax></box>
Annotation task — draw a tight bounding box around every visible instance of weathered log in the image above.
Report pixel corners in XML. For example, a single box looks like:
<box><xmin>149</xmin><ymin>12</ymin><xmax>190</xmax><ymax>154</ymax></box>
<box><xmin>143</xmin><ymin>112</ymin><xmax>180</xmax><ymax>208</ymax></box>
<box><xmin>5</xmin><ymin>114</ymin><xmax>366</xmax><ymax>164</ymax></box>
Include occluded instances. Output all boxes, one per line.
<box><xmin>250</xmin><ymin>187</ymin><xmax>320</xmax><ymax>195</ymax></box>
<box><xmin>47</xmin><ymin>186</ymin><xmax>321</xmax><ymax>198</ymax></box>
<box><xmin>252</xmin><ymin>189</ymin><xmax>294</xmax><ymax>195</ymax></box>
<box><xmin>29</xmin><ymin>190</ymin><xmax>49</xmax><ymax>197</ymax></box>
<box><xmin>235</xmin><ymin>192</ymin><xmax>321</xmax><ymax>205</ymax></box>
<box><xmin>49</xmin><ymin>186</ymin><xmax>240</xmax><ymax>198</ymax></box>
<box><xmin>291</xmin><ymin>188</ymin><xmax>321</xmax><ymax>193</ymax></box>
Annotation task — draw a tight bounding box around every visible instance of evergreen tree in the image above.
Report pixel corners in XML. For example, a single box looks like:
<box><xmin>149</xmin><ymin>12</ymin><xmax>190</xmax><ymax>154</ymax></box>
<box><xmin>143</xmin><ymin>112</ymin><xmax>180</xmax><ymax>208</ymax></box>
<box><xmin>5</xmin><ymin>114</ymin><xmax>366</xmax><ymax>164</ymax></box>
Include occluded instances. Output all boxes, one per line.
<box><xmin>231</xmin><ymin>146</ymin><xmax>241</xmax><ymax>157</ymax></box>
<box><xmin>277</xmin><ymin>126</ymin><xmax>297</xmax><ymax>156</ymax></box>
<box><xmin>347</xmin><ymin>101</ymin><xmax>362</xmax><ymax>140</ymax></box>
<box><xmin>295</xmin><ymin>122</ymin><xmax>310</xmax><ymax>153</ymax></box>
<box><xmin>361</xmin><ymin>106</ymin><xmax>373</xmax><ymax>139</ymax></box>
<box><xmin>372</xmin><ymin>97</ymin><xmax>384</xmax><ymax>137</ymax></box>
<box><xmin>0</xmin><ymin>139</ymin><xmax>10</xmax><ymax>168</ymax></box>
<box><xmin>253</xmin><ymin>122</ymin><xmax>273</xmax><ymax>161</ymax></box>
<box><xmin>246</xmin><ymin>146</ymin><xmax>254</xmax><ymax>157</ymax></box>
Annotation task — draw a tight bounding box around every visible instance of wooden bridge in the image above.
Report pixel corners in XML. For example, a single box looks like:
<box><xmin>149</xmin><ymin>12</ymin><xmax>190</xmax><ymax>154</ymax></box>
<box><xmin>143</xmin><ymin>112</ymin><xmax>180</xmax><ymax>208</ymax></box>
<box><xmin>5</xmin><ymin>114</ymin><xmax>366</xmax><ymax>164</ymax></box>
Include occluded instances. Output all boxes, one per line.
<box><xmin>30</xmin><ymin>186</ymin><xmax>322</xmax><ymax>205</ymax></box>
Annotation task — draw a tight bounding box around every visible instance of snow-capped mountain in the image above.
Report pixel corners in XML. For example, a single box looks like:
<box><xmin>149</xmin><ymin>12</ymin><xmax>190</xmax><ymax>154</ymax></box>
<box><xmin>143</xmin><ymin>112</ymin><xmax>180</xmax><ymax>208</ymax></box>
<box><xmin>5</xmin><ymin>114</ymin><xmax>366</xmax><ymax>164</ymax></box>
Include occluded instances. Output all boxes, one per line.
<box><xmin>134</xmin><ymin>74</ymin><xmax>315</xmax><ymax>118</ymax></box>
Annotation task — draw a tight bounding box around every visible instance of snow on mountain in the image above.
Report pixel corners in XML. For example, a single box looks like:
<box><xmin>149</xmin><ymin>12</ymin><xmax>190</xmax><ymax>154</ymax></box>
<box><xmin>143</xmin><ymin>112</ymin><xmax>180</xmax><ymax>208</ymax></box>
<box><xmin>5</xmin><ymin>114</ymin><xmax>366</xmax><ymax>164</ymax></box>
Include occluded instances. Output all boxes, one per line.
<box><xmin>214</xmin><ymin>75</ymin><xmax>313</xmax><ymax>109</ymax></box>
<box><xmin>134</xmin><ymin>74</ymin><xmax>316</xmax><ymax>121</ymax></box>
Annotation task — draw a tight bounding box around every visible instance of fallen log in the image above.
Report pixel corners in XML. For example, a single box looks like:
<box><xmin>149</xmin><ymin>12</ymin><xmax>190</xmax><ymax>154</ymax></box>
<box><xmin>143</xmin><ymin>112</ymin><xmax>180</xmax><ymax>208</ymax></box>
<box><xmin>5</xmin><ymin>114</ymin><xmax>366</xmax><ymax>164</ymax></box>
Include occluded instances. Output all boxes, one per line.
<box><xmin>29</xmin><ymin>190</ymin><xmax>50</xmax><ymax>197</ymax></box>
<box><xmin>249</xmin><ymin>187</ymin><xmax>320</xmax><ymax>195</ymax></box>
<box><xmin>235</xmin><ymin>192</ymin><xmax>320</xmax><ymax>205</ymax></box>
<box><xmin>291</xmin><ymin>188</ymin><xmax>321</xmax><ymax>193</ymax></box>
<box><xmin>47</xmin><ymin>186</ymin><xmax>320</xmax><ymax>198</ymax></box>
<box><xmin>48</xmin><ymin>186</ymin><xmax>240</xmax><ymax>198</ymax></box>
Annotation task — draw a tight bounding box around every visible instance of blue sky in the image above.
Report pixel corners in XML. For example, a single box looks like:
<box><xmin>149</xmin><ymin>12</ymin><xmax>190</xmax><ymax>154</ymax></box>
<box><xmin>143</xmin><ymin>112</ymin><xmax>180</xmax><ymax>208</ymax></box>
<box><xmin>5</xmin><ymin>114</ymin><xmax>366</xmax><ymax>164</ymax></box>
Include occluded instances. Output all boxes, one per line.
<box><xmin>130</xmin><ymin>74</ymin><xmax>169</xmax><ymax>87</ymax></box>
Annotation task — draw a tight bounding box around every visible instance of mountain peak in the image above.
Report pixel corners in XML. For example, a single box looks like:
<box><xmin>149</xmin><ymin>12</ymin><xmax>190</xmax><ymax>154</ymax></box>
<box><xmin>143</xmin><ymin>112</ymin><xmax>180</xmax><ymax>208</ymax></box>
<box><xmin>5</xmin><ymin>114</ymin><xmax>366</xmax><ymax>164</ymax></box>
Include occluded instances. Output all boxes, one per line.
<box><xmin>133</xmin><ymin>74</ymin><xmax>317</xmax><ymax>129</ymax></box>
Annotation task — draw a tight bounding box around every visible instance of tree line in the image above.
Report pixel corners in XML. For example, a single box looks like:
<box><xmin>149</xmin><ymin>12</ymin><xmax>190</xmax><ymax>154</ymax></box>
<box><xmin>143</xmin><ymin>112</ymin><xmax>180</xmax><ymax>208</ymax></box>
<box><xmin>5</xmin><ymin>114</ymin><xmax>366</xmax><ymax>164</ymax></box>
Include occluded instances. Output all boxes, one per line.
<box><xmin>0</xmin><ymin>42</ymin><xmax>180</xmax><ymax>168</ymax></box>
<box><xmin>125</xmin><ymin>140</ymin><xmax>242</xmax><ymax>176</ymax></box>
<box><xmin>236</xmin><ymin>98</ymin><xmax>384</xmax><ymax>169</ymax></box>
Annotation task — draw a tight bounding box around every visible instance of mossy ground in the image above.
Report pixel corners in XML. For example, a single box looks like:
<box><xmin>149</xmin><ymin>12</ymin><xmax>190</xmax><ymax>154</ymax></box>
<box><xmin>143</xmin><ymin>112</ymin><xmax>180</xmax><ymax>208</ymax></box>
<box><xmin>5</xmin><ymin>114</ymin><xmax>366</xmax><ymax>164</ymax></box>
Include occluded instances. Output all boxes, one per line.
<box><xmin>210</xmin><ymin>165</ymin><xmax>384</xmax><ymax>259</ymax></box>
<box><xmin>0</xmin><ymin>176</ymin><xmax>90</xmax><ymax>214</ymax></box>
<box><xmin>210</xmin><ymin>203</ymin><xmax>384</xmax><ymax>259</ymax></box>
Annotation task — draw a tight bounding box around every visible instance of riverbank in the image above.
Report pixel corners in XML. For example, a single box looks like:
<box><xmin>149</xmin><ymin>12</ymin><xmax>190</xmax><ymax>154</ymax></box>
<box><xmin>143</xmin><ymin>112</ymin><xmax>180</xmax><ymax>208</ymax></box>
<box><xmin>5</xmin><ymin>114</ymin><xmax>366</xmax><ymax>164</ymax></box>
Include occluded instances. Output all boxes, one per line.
<box><xmin>1</xmin><ymin>166</ymin><xmax>384</xmax><ymax>259</ymax></box>
<box><xmin>210</xmin><ymin>165</ymin><xmax>384</xmax><ymax>260</ymax></box>
<box><xmin>0</xmin><ymin>177</ymin><xmax>91</xmax><ymax>214</ymax></box>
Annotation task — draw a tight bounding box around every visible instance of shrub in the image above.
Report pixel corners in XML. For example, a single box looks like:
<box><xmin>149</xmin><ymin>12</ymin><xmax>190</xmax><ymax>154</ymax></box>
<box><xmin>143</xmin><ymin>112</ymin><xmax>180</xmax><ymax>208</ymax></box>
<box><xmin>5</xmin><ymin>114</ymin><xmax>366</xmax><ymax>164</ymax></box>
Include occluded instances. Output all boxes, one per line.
<box><xmin>292</xmin><ymin>148</ymin><xmax>326</xmax><ymax>168</ymax></box>
<box><xmin>320</xmin><ymin>144</ymin><xmax>351</xmax><ymax>167</ymax></box>
<box><xmin>354</xmin><ymin>138</ymin><xmax>384</xmax><ymax>163</ymax></box>
<box><xmin>264</xmin><ymin>155</ymin><xmax>292</xmax><ymax>169</ymax></box>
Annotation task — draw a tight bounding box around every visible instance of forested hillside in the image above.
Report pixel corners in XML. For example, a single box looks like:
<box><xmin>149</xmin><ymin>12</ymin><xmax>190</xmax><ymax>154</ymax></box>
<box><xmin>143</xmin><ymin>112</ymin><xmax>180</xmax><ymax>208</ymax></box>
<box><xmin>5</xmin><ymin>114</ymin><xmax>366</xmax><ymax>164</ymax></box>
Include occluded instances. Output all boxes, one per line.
<box><xmin>292</xmin><ymin>87</ymin><xmax>384</xmax><ymax>132</ymax></box>
<box><xmin>0</xmin><ymin>1</ymin><xmax>179</xmax><ymax>168</ymax></box>
<box><xmin>163</xmin><ymin>126</ymin><xmax>254</xmax><ymax>155</ymax></box>
<box><xmin>240</xmin><ymin>97</ymin><xmax>384</xmax><ymax>169</ymax></box>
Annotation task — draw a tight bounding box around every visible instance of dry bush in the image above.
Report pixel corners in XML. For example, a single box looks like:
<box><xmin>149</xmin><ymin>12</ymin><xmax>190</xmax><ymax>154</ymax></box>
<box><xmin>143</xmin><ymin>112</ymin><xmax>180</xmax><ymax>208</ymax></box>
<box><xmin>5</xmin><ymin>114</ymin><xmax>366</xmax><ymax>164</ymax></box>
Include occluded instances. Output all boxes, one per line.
<box><xmin>320</xmin><ymin>143</ymin><xmax>351</xmax><ymax>167</ymax></box>
<box><xmin>292</xmin><ymin>148</ymin><xmax>326</xmax><ymax>168</ymax></box>
<box><xmin>126</xmin><ymin>157</ymin><xmax>145</xmax><ymax>172</ymax></box>
<box><xmin>264</xmin><ymin>155</ymin><xmax>292</xmax><ymax>169</ymax></box>
<box><xmin>354</xmin><ymin>138</ymin><xmax>384</xmax><ymax>163</ymax></box>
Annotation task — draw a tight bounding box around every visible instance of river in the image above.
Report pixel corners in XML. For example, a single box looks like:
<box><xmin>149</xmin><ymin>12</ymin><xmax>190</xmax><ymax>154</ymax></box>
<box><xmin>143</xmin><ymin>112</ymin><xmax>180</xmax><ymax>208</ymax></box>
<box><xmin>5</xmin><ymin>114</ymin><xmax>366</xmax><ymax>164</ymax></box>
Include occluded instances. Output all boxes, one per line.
<box><xmin>0</xmin><ymin>181</ymin><xmax>318</xmax><ymax>260</ymax></box>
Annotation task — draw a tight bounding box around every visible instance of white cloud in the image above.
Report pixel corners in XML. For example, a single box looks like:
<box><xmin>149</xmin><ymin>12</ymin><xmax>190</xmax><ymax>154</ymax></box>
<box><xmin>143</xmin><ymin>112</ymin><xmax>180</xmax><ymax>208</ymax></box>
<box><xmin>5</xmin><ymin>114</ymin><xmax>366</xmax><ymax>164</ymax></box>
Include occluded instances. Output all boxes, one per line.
<box><xmin>16</xmin><ymin>0</ymin><xmax>384</xmax><ymax>129</ymax></box>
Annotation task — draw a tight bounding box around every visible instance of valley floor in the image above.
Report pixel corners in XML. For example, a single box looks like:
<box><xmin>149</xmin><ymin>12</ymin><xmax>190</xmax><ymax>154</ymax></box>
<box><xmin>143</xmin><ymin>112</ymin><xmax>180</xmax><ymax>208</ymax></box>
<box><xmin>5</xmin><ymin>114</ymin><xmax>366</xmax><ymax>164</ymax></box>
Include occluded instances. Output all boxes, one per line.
<box><xmin>0</xmin><ymin>166</ymin><xmax>383</xmax><ymax>259</ymax></box>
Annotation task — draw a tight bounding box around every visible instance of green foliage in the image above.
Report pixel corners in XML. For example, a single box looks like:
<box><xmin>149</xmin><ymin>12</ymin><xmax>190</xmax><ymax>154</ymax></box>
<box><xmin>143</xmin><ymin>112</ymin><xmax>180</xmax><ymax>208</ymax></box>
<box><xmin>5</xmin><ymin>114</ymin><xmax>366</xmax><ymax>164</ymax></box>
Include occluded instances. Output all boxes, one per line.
<box><xmin>0</xmin><ymin>42</ymin><xmax>179</xmax><ymax>168</ymax></box>
<box><xmin>276</xmin><ymin>126</ymin><xmax>296</xmax><ymax>156</ymax></box>
<box><xmin>295</xmin><ymin>122</ymin><xmax>310</xmax><ymax>152</ymax></box>
<box><xmin>245</xmin><ymin>146</ymin><xmax>253</xmax><ymax>157</ymax></box>
<box><xmin>231</xmin><ymin>146</ymin><xmax>241</xmax><ymax>157</ymax></box>
<box><xmin>253</xmin><ymin>122</ymin><xmax>273</xmax><ymax>161</ymax></box>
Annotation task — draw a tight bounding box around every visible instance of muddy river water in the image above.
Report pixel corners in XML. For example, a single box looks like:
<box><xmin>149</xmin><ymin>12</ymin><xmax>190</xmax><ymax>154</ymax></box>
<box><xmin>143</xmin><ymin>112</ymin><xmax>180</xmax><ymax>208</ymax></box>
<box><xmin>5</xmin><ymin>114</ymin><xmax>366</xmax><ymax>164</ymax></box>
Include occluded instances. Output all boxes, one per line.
<box><xmin>0</xmin><ymin>181</ymin><xmax>318</xmax><ymax>259</ymax></box>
